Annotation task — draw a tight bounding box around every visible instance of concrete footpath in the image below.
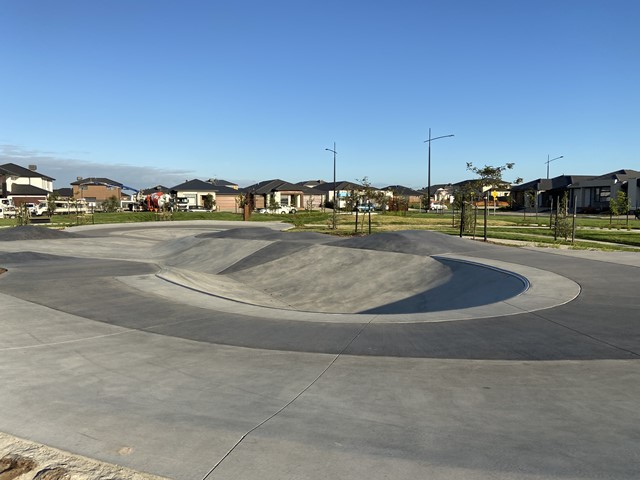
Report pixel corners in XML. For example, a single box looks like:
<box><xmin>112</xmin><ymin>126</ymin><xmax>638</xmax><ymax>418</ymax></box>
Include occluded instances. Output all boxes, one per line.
<box><xmin>0</xmin><ymin>222</ymin><xmax>638</xmax><ymax>480</ymax></box>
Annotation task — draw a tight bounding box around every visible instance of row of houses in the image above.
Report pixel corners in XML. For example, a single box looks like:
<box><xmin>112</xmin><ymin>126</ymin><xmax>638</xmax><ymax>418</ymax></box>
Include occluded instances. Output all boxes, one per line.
<box><xmin>1</xmin><ymin>161</ymin><xmax>639</xmax><ymax>213</ymax></box>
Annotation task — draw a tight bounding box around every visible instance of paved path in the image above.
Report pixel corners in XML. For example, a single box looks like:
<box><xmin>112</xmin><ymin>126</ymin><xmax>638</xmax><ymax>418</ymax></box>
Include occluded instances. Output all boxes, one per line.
<box><xmin>0</xmin><ymin>221</ymin><xmax>638</xmax><ymax>480</ymax></box>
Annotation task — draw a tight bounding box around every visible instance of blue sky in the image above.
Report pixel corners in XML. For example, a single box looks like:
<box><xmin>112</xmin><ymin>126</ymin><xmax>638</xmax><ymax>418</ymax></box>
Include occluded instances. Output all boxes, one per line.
<box><xmin>1</xmin><ymin>0</ymin><xmax>638</xmax><ymax>190</ymax></box>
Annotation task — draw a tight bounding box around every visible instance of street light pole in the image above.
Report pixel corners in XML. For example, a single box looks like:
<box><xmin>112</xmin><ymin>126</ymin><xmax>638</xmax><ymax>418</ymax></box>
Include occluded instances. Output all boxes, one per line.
<box><xmin>424</xmin><ymin>128</ymin><xmax>454</xmax><ymax>211</ymax></box>
<box><xmin>325</xmin><ymin>143</ymin><xmax>337</xmax><ymax>229</ymax></box>
<box><xmin>545</xmin><ymin>155</ymin><xmax>564</xmax><ymax>179</ymax></box>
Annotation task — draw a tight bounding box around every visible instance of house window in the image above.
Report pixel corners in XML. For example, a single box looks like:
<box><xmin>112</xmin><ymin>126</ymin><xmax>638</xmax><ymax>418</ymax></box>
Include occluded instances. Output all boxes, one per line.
<box><xmin>280</xmin><ymin>196</ymin><xmax>289</xmax><ymax>206</ymax></box>
<box><xmin>595</xmin><ymin>187</ymin><xmax>610</xmax><ymax>203</ymax></box>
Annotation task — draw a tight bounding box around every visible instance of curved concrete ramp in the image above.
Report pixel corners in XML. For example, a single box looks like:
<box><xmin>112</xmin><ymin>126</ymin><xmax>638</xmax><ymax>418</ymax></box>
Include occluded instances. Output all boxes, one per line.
<box><xmin>135</xmin><ymin>228</ymin><xmax>579</xmax><ymax>319</ymax></box>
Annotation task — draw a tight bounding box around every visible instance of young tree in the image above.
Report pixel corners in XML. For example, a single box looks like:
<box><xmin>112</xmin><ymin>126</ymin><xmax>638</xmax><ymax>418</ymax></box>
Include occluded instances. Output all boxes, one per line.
<box><xmin>204</xmin><ymin>193</ymin><xmax>215</xmax><ymax>211</ymax></box>
<box><xmin>46</xmin><ymin>192</ymin><xmax>59</xmax><ymax>217</ymax></box>
<box><xmin>608</xmin><ymin>190</ymin><xmax>629</xmax><ymax>227</ymax></box>
<box><xmin>554</xmin><ymin>193</ymin><xmax>572</xmax><ymax>241</ymax></box>
<box><xmin>268</xmin><ymin>193</ymin><xmax>279</xmax><ymax>213</ymax></box>
<box><xmin>305</xmin><ymin>194</ymin><xmax>315</xmax><ymax>212</ymax></box>
<box><xmin>421</xmin><ymin>191</ymin><xmax>430</xmax><ymax>212</ymax></box>
<box><xmin>235</xmin><ymin>192</ymin><xmax>246</xmax><ymax>213</ymax></box>
<box><xmin>525</xmin><ymin>190</ymin><xmax>538</xmax><ymax>220</ymax></box>
<box><xmin>344</xmin><ymin>188</ymin><xmax>357</xmax><ymax>213</ymax></box>
<box><xmin>16</xmin><ymin>203</ymin><xmax>30</xmax><ymax>226</ymax></box>
<box><xmin>466</xmin><ymin>162</ymin><xmax>522</xmax><ymax>192</ymax></box>
<box><xmin>357</xmin><ymin>177</ymin><xmax>375</xmax><ymax>204</ymax></box>
<box><xmin>101</xmin><ymin>195</ymin><xmax>119</xmax><ymax>213</ymax></box>
<box><xmin>466</xmin><ymin>162</ymin><xmax>522</xmax><ymax>240</ymax></box>
<box><xmin>609</xmin><ymin>191</ymin><xmax>629</xmax><ymax>217</ymax></box>
<box><xmin>372</xmin><ymin>190</ymin><xmax>388</xmax><ymax>213</ymax></box>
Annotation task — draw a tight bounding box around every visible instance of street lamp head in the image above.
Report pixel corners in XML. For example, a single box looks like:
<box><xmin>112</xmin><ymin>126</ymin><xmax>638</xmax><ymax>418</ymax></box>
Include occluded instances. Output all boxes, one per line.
<box><xmin>424</xmin><ymin>134</ymin><xmax>455</xmax><ymax>143</ymax></box>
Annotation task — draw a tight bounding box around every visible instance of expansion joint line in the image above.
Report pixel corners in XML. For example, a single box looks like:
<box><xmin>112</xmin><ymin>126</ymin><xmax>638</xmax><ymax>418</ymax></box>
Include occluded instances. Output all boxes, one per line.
<box><xmin>527</xmin><ymin>307</ymin><xmax>640</xmax><ymax>358</ymax></box>
<box><xmin>200</xmin><ymin>315</ymin><xmax>379</xmax><ymax>480</ymax></box>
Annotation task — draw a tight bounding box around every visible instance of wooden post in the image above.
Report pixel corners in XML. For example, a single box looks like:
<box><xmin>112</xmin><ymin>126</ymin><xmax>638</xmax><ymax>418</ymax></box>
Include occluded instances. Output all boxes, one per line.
<box><xmin>483</xmin><ymin>192</ymin><xmax>488</xmax><ymax>242</ymax></box>
<box><xmin>571</xmin><ymin>201</ymin><xmax>577</xmax><ymax>244</ymax></box>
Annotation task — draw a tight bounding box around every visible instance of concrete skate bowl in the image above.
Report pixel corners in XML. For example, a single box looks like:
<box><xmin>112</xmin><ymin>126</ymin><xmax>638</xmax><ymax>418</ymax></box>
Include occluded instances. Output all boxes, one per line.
<box><xmin>153</xmin><ymin>228</ymin><xmax>544</xmax><ymax>317</ymax></box>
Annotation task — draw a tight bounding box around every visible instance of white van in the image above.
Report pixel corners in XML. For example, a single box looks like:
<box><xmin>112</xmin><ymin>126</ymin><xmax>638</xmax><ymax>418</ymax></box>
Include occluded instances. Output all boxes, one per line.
<box><xmin>0</xmin><ymin>205</ymin><xmax>16</xmax><ymax>219</ymax></box>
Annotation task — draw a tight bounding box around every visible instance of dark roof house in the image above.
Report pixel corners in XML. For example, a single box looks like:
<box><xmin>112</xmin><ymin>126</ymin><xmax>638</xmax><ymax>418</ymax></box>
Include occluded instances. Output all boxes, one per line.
<box><xmin>242</xmin><ymin>179</ymin><xmax>323</xmax><ymax>210</ymax></box>
<box><xmin>569</xmin><ymin>169</ymin><xmax>640</xmax><ymax>212</ymax></box>
<box><xmin>170</xmin><ymin>179</ymin><xmax>240</xmax><ymax>211</ymax></box>
<box><xmin>0</xmin><ymin>163</ymin><xmax>55</xmax><ymax>182</ymax></box>
<box><xmin>382</xmin><ymin>185</ymin><xmax>423</xmax><ymax>197</ymax></box>
<box><xmin>511</xmin><ymin>175</ymin><xmax>595</xmax><ymax>210</ymax></box>
<box><xmin>1</xmin><ymin>163</ymin><xmax>55</xmax><ymax>201</ymax></box>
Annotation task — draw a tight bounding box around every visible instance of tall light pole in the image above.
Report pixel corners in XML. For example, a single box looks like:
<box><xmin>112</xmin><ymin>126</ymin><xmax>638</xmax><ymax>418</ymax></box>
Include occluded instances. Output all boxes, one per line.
<box><xmin>545</xmin><ymin>155</ymin><xmax>564</xmax><ymax>179</ymax></box>
<box><xmin>424</xmin><ymin>128</ymin><xmax>454</xmax><ymax>211</ymax></box>
<box><xmin>325</xmin><ymin>143</ymin><xmax>337</xmax><ymax>229</ymax></box>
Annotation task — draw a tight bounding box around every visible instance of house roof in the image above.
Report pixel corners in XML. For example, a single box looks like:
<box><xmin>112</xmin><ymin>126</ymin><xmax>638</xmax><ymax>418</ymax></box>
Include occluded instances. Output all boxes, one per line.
<box><xmin>206</xmin><ymin>178</ymin><xmax>238</xmax><ymax>187</ymax></box>
<box><xmin>0</xmin><ymin>163</ymin><xmax>55</xmax><ymax>181</ymax></box>
<box><xmin>242</xmin><ymin>179</ymin><xmax>318</xmax><ymax>195</ymax></box>
<box><xmin>512</xmin><ymin>175</ymin><xmax>596</xmax><ymax>192</ymax></box>
<box><xmin>382</xmin><ymin>185</ymin><xmax>423</xmax><ymax>196</ymax></box>
<box><xmin>8</xmin><ymin>184</ymin><xmax>50</xmax><ymax>196</ymax></box>
<box><xmin>297</xmin><ymin>180</ymin><xmax>326</xmax><ymax>188</ymax></box>
<box><xmin>54</xmin><ymin>188</ymin><xmax>73</xmax><ymax>198</ymax></box>
<box><xmin>569</xmin><ymin>169</ymin><xmax>640</xmax><ymax>188</ymax></box>
<box><xmin>139</xmin><ymin>185</ymin><xmax>171</xmax><ymax>195</ymax></box>
<box><xmin>70</xmin><ymin>177</ymin><xmax>123</xmax><ymax>187</ymax></box>
<box><xmin>310</xmin><ymin>181</ymin><xmax>363</xmax><ymax>192</ymax></box>
<box><xmin>417</xmin><ymin>183</ymin><xmax>453</xmax><ymax>195</ymax></box>
<box><xmin>171</xmin><ymin>179</ymin><xmax>238</xmax><ymax>194</ymax></box>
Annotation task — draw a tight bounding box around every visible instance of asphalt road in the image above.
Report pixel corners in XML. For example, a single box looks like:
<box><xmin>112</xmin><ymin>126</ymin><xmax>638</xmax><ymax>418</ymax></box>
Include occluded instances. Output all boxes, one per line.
<box><xmin>0</xmin><ymin>221</ymin><xmax>638</xmax><ymax>480</ymax></box>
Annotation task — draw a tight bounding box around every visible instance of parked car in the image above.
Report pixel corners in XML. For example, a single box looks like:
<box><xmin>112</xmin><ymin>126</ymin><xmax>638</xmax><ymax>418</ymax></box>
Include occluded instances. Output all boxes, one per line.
<box><xmin>430</xmin><ymin>203</ymin><xmax>448</xmax><ymax>211</ymax></box>
<box><xmin>175</xmin><ymin>197</ymin><xmax>190</xmax><ymax>212</ymax></box>
<box><xmin>257</xmin><ymin>205</ymin><xmax>297</xmax><ymax>214</ymax></box>
<box><xmin>187</xmin><ymin>205</ymin><xmax>215</xmax><ymax>212</ymax></box>
<box><xmin>353</xmin><ymin>203</ymin><xmax>375</xmax><ymax>213</ymax></box>
<box><xmin>22</xmin><ymin>203</ymin><xmax>37</xmax><ymax>215</ymax></box>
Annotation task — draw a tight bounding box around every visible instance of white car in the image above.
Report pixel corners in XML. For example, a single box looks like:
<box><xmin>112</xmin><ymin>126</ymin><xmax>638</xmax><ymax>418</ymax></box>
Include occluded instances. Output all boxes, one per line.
<box><xmin>430</xmin><ymin>203</ymin><xmax>448</xmax><ymax>211</ymax></box>
<box><xmin>257</xmin><ymin>205</ymin><xmax>297</xmax><ymax>214</ymax></box>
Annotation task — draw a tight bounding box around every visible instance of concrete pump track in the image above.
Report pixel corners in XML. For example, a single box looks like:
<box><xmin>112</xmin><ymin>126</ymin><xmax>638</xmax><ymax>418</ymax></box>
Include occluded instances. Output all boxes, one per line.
<box><xmin>0</xmin><ymin>221</ymin><xmax>638</xmax><ymax>480</ymax></box>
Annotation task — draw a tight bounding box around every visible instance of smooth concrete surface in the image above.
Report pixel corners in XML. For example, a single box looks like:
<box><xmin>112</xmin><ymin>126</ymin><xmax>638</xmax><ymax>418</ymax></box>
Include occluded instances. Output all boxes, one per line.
<box><xmin>0</xmin><ymin>221</ymin><xmax>639</xmax><ymax>480</ymax></box>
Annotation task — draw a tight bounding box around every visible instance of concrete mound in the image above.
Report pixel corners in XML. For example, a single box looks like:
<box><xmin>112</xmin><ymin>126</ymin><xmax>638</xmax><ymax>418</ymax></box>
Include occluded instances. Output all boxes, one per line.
<box><xmin>220</xmin><ymin>241</ymin><xmax>317</xmax><ymax>274</ymax></box>
<box><xmin>198</xmin><ymin>227</ymin><xmax>333</xmax><ymax>243</ymax></box>
<box><xmin>225</xmin><ymin>244</ymin><xmax>453</xmax><ymax>313</ymax></box>
<box><xmin>162</xmin><ymin>237</ymin><xmax>274</xmax><ymax>274</ymax></box>
<box><xmin>0</xmin><ymin>251</ymin><xmax>72</xmax><ymax>265</ymax></box>
<box><xmin>0</xmin><ymin>226</ymin><xmax>84</xmax><ymax>241</ymax></box>
<box><xmin>332</xmin><ymin>230</ymin><xmax>469</xmax><ymax>256</ymax></box>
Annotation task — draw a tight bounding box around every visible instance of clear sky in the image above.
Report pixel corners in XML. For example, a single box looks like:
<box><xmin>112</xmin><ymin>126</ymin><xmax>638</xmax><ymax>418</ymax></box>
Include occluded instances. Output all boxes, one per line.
<box><xmin>1</xmin><ymin>0</ymin><xmax>638</xmax><ymax>190</ymax></box>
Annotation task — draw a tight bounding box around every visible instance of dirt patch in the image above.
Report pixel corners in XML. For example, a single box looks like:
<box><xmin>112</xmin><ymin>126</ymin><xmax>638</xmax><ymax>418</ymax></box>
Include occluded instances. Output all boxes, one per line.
<box><xmin>0</xmin><ymin>433</ymin><xmax>169</xmax><ymax>480</ymax></box>
<box><xmin>0</xmin><ymin>455</ymin><xmax>37</xmax><ymax>480</ymax></box>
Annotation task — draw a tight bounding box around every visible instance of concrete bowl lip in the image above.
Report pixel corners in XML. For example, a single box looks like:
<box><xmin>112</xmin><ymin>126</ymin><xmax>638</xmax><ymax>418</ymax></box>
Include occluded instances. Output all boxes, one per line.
<box><xmin>139</xmin><ymin>253</ymin><xmax>580</xmax><ymax>324</ymax></box>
